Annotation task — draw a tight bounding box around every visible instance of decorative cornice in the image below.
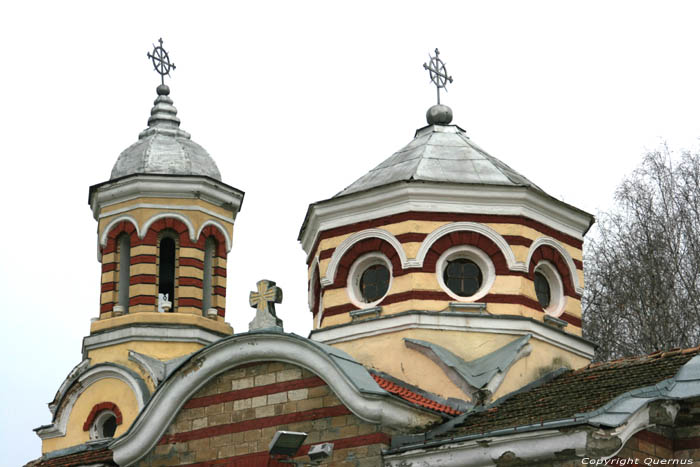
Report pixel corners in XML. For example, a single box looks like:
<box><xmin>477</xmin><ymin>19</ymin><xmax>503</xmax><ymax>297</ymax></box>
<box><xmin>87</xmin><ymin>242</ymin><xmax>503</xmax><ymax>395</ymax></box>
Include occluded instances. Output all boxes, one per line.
<box><xmin>82</xmin><ymin>325</ymin><xmax>228</xmax><ymax>359</ymax></box>
<box><xmin>309</xmin><ymin>311</ymin><xmax>595</xmax><ymax>359</ymax></box>
<box><xmin>300</xmin><ymin>182</ymin><xmax>593</xmax><ymax>255</ymax></box>
<box><xmin>89</xmin><ymin>174</ymin><xmax>244</xmax><ymax>222</ymax></box>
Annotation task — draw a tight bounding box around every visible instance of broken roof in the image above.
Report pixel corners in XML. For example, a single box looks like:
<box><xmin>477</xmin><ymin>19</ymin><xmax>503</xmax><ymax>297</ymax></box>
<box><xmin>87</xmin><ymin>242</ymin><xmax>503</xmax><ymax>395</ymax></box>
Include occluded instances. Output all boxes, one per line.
<box><xmin>391</xmin><ymin>346</ymin><xmax>700</xmax><ymax>452</ymax></box>
<box><xmin>370</xmin><ymin>370</ymin><xmax>466</xmax><ymax>417</ymax></box>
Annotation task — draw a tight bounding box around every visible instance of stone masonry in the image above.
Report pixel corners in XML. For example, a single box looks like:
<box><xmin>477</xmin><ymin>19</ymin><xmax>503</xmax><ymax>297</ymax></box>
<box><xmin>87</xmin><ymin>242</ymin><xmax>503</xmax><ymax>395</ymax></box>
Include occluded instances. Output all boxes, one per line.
<box><xmin>138</xmin><ymin>362</ymin><xmax>392</xmax><ymax>466</ymax></box>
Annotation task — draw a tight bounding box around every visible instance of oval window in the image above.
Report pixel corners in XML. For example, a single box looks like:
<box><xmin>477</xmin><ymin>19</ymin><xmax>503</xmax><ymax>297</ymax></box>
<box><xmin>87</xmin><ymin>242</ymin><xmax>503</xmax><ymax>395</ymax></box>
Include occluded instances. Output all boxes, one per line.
<box><xmin>359</xmin><ymin>264</ymin><xmax>390</xmax><ymax>303</ymax></box>
<box><xmin>534</xmin><ymin>271</ymin><xmax>551</xmax><ymax>308</ymax></box>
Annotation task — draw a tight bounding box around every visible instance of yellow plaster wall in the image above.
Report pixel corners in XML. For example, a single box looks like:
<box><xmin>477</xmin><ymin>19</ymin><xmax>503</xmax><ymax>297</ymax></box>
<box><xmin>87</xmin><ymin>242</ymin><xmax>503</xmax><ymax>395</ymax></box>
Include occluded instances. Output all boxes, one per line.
<box><xmin>87</xmin><ymin>340</ymin><xmax>206</xmax><ymax>387</ymax></box>
<box><xmin>41</xmin><ymin>378</ymin><xmax>139</xmax><ymax>454</ymax></box>
<box><xmin>331</xmin><ymin>330</ymin><xmax>589</xmax><ymax>402</ymax></box>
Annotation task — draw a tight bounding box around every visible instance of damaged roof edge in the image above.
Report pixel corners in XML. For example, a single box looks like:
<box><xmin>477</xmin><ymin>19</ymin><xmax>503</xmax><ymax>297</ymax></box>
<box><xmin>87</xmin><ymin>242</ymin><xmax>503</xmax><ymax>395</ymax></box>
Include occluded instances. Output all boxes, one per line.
<box><xmin>387</xmin><ymin>354</ymin><xmax>700</xmax><ymax>455</ymax></box>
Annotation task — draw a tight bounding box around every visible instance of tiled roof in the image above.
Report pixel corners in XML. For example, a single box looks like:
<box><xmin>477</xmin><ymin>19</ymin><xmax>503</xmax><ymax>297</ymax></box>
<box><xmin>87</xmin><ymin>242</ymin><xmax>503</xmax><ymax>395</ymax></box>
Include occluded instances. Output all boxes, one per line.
<box><xmin>439</xmin><ymin>346</ymin><xmax>700</xmax><ymax>439</ymax></box>
<box><xmin>24</xmin><ymin>446</ymin><xmax>113</xmax><ymax>467</ymax></box>
<box><xmin>370</xmin><ymin>371</ymin><xmax>463</xmax><ymax>416</ymax></box>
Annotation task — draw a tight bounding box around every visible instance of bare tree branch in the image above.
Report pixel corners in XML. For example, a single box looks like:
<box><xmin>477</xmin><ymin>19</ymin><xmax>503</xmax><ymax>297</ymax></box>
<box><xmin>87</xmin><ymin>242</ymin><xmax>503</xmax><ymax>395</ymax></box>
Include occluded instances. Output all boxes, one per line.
<box><xmin>583</xmin><ymin>147</ymin><xmax>700</xmax><ymax>360</ymax></box>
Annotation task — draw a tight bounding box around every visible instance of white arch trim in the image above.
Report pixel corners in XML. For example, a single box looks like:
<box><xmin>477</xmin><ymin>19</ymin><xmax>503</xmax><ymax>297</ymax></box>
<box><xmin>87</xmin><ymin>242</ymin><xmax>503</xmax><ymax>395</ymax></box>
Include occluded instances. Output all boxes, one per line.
<box><xmin>526</xmin><ymin>237</ymin><xmax>582</xmax><ymax>295</ymax></box>
<box><xmin>323</xmin><ymin>229</ymin><xmax>408</xmax><ymax>287</ymax></box>
<box><xmin>415</xmin><ymin>222</ymin><xmax>526</xmax><ymax>272</ymax></box>
<box><xmin>99</xmin><ymin>216</ymin><xmax>140</xmax><ymax>248</ymax></box>
<box><xmin>196</xmin><ymin>219</ymin><xmax>232</xmax><ymax>253</ymax></box>
<box><xmin>36</xmin><ymin>364</ymin><xmax>149</xmax><ymax>440</ymax></box>
<box><xmin>140</xmin><ymin>212</ymin><xmax>196</xmax><ymax>242</ymax></box>
<box><xmin>308</xmin><ymin>258</ymin><xmax>325</xmax><ymax>329</ymax></box>
<box><xmin>110</xmin><ymin>333</ymin><xmax>438</xmax><ymax>466</ymax></box>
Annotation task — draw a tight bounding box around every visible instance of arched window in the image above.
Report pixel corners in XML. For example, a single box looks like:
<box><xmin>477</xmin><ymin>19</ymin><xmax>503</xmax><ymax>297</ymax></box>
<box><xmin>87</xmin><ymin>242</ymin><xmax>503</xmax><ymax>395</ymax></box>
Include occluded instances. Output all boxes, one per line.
<box><xmin>158</xmin><ymin>235</ymin><xmax>176</xmax><ymax>312</ymax></box>
<box><xmin>117</xmin><ymin>233</ymin><xmax>131</xmax><ymax>312</ymax></box>
<box><xmin>202</xmin><ymin>237</ymin><xmax>216</xmax><ymax>315</ymax></box>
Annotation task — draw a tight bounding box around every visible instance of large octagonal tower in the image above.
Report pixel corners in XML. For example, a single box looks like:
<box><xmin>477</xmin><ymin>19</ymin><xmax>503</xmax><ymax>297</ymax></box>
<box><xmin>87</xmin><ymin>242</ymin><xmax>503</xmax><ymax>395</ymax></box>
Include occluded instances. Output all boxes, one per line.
<box><xmin>300</xmin><ymin>51</ymin><xmax>595</xmax><ymax>405</ymax></box>
<box><xmin>35</xmin><ymin>54</ymin><xmax>243</xmax><ymax>452</ymax></box>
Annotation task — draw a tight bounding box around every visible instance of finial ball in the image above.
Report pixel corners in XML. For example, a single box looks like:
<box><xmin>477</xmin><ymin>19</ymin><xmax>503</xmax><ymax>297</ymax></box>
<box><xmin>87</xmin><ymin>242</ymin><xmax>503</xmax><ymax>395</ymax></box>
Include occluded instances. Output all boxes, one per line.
<box><xmin>157</xmin><ymin>84</ymin><xmax>170</xmax><ymax>96</ymax></box>
<box><xmin>426</xmin><ymin>104</ymin><xmax>453</xmax><ymax>125</ymax></box>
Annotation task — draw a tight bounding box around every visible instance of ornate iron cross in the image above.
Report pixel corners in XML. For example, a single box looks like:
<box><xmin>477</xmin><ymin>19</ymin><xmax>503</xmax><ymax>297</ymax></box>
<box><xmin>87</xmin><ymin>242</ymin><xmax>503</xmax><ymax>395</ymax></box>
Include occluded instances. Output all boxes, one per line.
<box><xmin>423</xmin><ymin>48</ymin><xmax>453</xmax><ymax>105</ymax></box>
<box><xmin>249</xmin><ymin>279</ymin><xmax>283</xmax><ymax>315</ymax></box>
<box><xmin>147</xmin><ymin>38</ymin><xmax>176</xmax><ymax>86</ymax></box>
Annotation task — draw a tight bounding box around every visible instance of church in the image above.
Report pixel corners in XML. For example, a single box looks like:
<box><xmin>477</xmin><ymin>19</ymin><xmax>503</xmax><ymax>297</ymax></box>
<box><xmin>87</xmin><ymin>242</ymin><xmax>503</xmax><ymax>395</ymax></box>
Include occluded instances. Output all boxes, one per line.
<box><xmin>27</xmin><ymin>43</ymin><xmax>700</xmax><ymax>466</ymax></box>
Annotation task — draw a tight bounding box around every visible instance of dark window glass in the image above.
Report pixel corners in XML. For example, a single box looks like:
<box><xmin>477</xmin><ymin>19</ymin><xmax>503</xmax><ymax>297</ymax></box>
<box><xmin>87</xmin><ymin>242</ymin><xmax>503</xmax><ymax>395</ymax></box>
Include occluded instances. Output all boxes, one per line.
<box><xmin>444</xmin><ymin>258</ymin><xmax>482</xmax><ymax>297</ymax></box>
<box><xmin>312</xmin><ymin>267</ymin><xmax>321</xmax><ymax>314</ymax></box>
<box><xmin>202</xmin><ymin>237</ymin><xmax>215</xmax><ymax>315</ymax></box>
<box><xmin>101</xmin><ymin>414</ymin><xmax>117</xmax><ymax>438</ymax></box>
<box><xmin>534</xmin><ymin>271</ymin><xmax>551</xmax><ymax>308</ymax></box>
<box><xmin>118</xmin><ymin>234</ymin><xmax>130</xmax><ymax>310</ymax></box>
<box><xmin>359</xmin><ymin>264</ymin><xmax>390</xmax><ymax>303</ymax></box>
<box><xmin>159</xmin><ymin>237</ymin><xmax>176</xmax><ymax>311</ymax></box>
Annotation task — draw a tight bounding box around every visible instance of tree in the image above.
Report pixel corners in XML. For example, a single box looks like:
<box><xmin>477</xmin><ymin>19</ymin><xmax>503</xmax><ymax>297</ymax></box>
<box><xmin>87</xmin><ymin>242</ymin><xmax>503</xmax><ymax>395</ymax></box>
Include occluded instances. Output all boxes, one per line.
<box><xmin>583</xmin><ymin>146</ymin><xmax>700</xmax><ymax>361</ymax></box>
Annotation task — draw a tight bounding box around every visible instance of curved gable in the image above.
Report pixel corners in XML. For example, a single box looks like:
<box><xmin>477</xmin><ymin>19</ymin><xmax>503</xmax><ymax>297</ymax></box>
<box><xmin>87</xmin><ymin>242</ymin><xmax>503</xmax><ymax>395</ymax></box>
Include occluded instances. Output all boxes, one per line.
<box><xmin>110</xmin><ymin>332</ymin><xmax>440</xmax><ymax>466</ymax></box>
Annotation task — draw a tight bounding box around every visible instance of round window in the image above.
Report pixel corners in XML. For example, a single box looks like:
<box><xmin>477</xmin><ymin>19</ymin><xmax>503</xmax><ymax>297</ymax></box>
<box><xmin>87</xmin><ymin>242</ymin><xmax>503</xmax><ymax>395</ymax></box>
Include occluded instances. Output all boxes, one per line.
<box><xmin>360</xmin><ymin>264</ymin><xmax>390</xmax><ymax>303</ymax></box>
<box><xmin>347</xmin><ymin>252</ymin><xmax>393</xmax><ymax>308</ymax></box>
<box><xmin>533</xmin><ymin>260</ymin><xmax>566</xmax><ymax>317</ymax></box>
<box><xmin>90</xmin><ymin>410</ymin><xmax>118</xmax><ymax>440</ymax></box>
<box><xmin>443</xmin><ymin>258</ymin><xmax>482</xmax><ymax>297</ymax></box>
<box><xmin>534</xmin><ymin>271</ymin><xmax>551</xmax><ymax>308</ymax></box>
<box><xmin>436</xmin><ymin>245</ymin><xmax>496</xmax><ymax>302</ymax></box>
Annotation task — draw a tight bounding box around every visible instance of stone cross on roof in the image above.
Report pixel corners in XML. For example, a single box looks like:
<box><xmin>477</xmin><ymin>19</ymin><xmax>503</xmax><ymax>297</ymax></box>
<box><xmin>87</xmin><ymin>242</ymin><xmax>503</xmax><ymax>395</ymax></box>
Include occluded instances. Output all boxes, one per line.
<box><xmin>248</xmin><ymin>279</ymin><xmax>284</xmax><ymax>331</ymax></box>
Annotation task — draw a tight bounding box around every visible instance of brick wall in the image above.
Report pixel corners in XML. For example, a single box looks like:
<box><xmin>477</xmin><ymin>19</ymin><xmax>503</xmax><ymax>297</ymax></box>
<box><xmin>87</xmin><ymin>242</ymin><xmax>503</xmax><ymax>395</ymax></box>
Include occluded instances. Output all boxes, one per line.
<box><xmin>138</xmin><ymin>362</ymin><xmax>391</xmax><ymax>466</ymax></box>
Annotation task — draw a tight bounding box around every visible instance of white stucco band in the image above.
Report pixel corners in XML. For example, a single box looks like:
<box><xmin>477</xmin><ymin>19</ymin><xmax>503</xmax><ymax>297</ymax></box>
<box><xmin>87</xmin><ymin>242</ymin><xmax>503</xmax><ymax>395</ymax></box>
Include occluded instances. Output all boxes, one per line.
<box><xmin>109</xmin><ymin>332</ymin><xmax>440</xmax><ymax>466</ymax></box>
<box><xmin>309</xmin><ymin>311</ymin><xmax>595</xmax><ymax>359</ymax></box>
<box><xmin>82</xmin><ymin>325</ymin><xmax>228</xmax><ymax>359</ymax></box>
<box><xmin>89</xmin><ymin>174</ymin><xmax>244</xmax><ymax>223</ymax></box>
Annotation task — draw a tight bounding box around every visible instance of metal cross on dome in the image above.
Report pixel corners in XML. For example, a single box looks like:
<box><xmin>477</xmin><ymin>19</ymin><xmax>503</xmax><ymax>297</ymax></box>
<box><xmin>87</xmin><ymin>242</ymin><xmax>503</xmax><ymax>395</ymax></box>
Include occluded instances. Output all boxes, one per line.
<box><xmin>147</xmin><ymin>38</ymin><xmax>176</xmax><ymax>86</ymax></box>
<box><xmin>423</xmin><ymin>48</ymin><xmax>453</xmax><ymax>105</ymax></box>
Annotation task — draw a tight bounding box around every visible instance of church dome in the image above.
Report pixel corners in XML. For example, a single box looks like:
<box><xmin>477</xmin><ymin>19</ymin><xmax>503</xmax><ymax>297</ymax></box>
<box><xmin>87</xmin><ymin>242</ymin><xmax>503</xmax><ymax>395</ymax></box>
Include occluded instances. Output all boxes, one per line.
<box><xmin>335</xmin><ymin>104</ymin><xmax>541</xmax><ymax>198</ymax></box>
<box><xmin>110</xmin><ymin>84</ymin><xmax>221</xmax><ymax>181</ymax></box>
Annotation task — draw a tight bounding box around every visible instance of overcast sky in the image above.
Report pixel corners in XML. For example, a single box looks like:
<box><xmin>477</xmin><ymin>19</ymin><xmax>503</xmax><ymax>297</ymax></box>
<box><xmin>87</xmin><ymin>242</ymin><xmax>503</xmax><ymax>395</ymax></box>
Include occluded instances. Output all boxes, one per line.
<box><xmin>4</xmin><ymin>1</ymin><xmax>700</xmax><ymax>463</ymax></box>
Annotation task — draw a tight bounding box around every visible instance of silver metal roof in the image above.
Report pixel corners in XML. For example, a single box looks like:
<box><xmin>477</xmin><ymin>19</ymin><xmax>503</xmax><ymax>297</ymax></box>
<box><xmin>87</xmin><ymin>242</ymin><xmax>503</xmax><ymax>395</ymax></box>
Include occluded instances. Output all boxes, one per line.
<box><xmin>404</xmin><ymin>334</ymin><xmax>531</xmax><ymax>391</ymax></box>
<box><xmin>110</xmin><ymin>85</ymin><xmax>221</xmax><ymax>181</ymax></box>
<box><xmin>335</xmin><ymin>122</ymin><xmax>543</xmax><ymax>198</ymax></box>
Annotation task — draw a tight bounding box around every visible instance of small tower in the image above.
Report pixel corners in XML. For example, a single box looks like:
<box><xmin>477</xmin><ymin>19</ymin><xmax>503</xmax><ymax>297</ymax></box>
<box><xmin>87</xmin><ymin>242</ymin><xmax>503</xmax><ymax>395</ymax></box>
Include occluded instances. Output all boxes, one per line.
<box><xmin>35</xmin><ymin>40</ymin><xmax>243</xmax><ymax>453</ymax></box>
<box><xmin>300</xmin><ymin>49</ymin><xmax>595</xmax><ymax>404</ymax></box>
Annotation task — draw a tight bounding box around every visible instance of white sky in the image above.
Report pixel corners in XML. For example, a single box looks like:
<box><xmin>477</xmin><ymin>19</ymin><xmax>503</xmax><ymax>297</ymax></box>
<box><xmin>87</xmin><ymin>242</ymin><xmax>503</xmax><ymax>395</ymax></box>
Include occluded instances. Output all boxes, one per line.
<box><xmin>3</xmin><ymin>1</ymin><xmax>700</xmax><ymax>463</ymax></box>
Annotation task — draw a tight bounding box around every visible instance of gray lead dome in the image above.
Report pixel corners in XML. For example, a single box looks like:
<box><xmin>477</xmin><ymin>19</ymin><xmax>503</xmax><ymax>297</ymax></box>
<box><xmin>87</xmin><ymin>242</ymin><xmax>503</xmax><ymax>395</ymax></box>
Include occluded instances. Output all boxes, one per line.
<box><xmin>335</xmin><ymin>121</ymin><xmax>543</xmax><ymax>198</ymax></box>
<box><xmin>110</xmin><ymin>85</ymin><xmax>222</xmax><ymax>181</ymax></box>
